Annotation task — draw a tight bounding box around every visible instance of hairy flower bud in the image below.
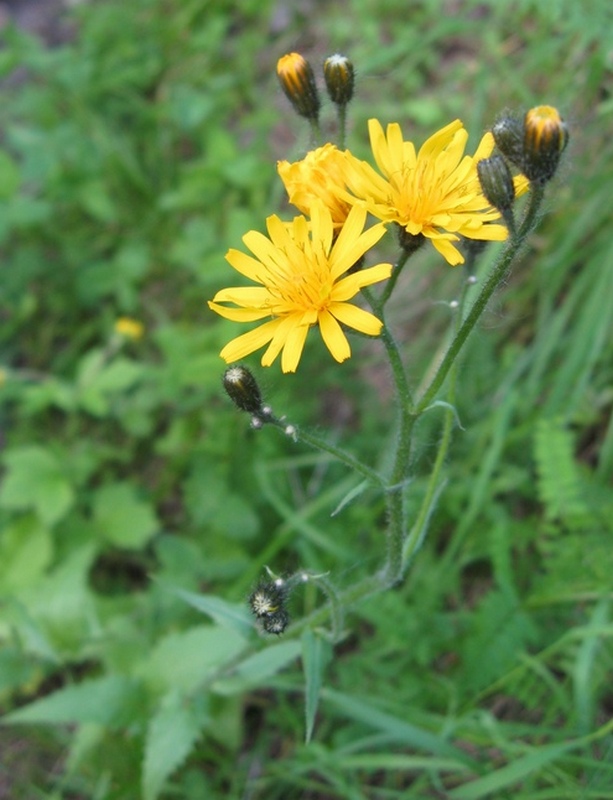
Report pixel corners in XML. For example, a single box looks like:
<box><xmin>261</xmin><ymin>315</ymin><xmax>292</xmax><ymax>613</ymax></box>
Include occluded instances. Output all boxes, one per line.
<box><xmin>222</xmin><ymin>365</ymin><xmax>263</xmax><ymax>415</ymax></box>
<box><xmin>277</xmin><ymin>52</ymin><xmax>320</xmax><ymax>121</ymax></box>
<box><xmin>262</xmin><ymin>608</ymin><xmax>290</xmax><ymax>635</ymax></box>
<box><xmin>522</xmin><ymin>105</ymin><xmax>569</xmax><ymax>183</ymax></box>
<box><xmin>491</xmin><ymin>114</ymin><xmax>525</xmax><ymax>170</ymax></box>
<box><xmin>477</xmin><ymin>155</ymin><xmax>516</xmax><ymax>213</ymax></box>
<box><xmin>323</xmin><ymin>54</ymin><xmax>355</xmax><ymax>105</ymax></box>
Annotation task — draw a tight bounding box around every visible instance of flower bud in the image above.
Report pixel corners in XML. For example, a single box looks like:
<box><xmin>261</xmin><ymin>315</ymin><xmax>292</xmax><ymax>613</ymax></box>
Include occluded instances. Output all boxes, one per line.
<box><xmin>262</xmin><ymin>608</ymin><xmax>290</xmax><ymax>635</ymax></box>
<box><xmin>249</xmin><ymin>579</ymin><xmax>287</xmax><ymax>618</ymax></box>
<box><xmin>522</xmin><ymin>105</ymin><xmax>568</xmax><ymax>183</ymax></box>
<box><xmin>477</xmin><ymin>155</ymin><xmax>516</xmax><ymax>213</ymax></box>
<box><xmin>222</xmin><ymin>365</ymin><xmax>263</xmax><ymax>415</ymax></box>
<box><xmin>277</xmin><ymin>52</ymin><xmax>320</xmax><ymax>121</ymax></box>
<box><xmin>323</xmin><ymin>54</ymin><xmax>355</xmax><ymax>105</ymax></box>
<box><xmin>249</xmin><ymin>578</ymin><xmax>290</xmax><ymax>634</ymax></box>
<box><xmin>491</xmin><ymin>114</ymin><xmax>525</xmax><ymax>170</ymax></box>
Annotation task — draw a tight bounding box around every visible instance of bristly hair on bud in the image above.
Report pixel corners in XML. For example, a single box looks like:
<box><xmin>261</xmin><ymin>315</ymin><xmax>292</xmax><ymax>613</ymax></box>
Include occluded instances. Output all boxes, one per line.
<box><xmin>249</xmin><ymin>578</ymin><xmax>290</xmax><ymax>635</ymax></box>
<box><xmin>249</xmin><ymin>579</ymin><xmax>287</xmax><ymax>619</ymax></box>
<box><xmin>477</xmin><ymin>155</ymin><xmax>516</xmax><ymax>214</ymax></box>
<box><xmin>492</xmin><ymin>106</ymin><xmax>568</xmax><ymax>185</ymax></box>
<box><xmin>323</xmin><ymin>54</ymin><xmax>355</xmax><ymax>106</ymax></box>
<box><xmin>223</xmin><ymin>365</ymin><xmax>263</xmax><ymax>415</ymax></box>
<box><xmin>261</xmin><ymin>608</ymin><xmax>290</xmax><ymax>635</ymax></box>
<box><xmin>491</xmin><ymin>114</ymin><xmax>525</xmax><ymax>171</ymax></box>
<box><xmin>277</xmin><ymin>52</ymin><xmax>321</xmax><ymax>121</ymax></box>
<box><xmin>523</xmin><ymin>105</ymin><xmax>569</xmax><ymax>184</ymax></box>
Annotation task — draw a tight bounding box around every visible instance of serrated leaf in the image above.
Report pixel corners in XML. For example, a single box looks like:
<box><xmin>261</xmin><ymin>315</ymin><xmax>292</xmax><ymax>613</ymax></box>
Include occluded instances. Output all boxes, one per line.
<box><xmin>0</xmin><ymin>445</ymin><xmax>74</xmax><ymax>526</ymax></box>
<box><xmin>1</xmin><ymin>675</ymin><xmax>145</xmax><ymax>727</ymax></box>
<box><xmin>138</xmin><ymin>625</ymin><xmax>246</xmax><ymax>695</ymax></box>
<box><xmin>142</xmin><ymin>691</ymin><xmax>208</xmax><ymax>800</ymax></box>
<box><xmin>92</xmin><ymin>482</ymin><xmax>158</xmax><ymax>548</ymax></box>
<box><xmin>302</xmin><ymin>629</ymin><xmax>330</xmax><ymax>743</ymax></box>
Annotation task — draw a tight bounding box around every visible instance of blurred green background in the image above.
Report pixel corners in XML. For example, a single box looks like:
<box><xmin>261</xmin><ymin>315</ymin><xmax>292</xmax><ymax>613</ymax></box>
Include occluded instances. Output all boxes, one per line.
<box><xmin>0</xmin><ymin>0</ymin><xmax>612</xmax><ymax>797</ymax></box>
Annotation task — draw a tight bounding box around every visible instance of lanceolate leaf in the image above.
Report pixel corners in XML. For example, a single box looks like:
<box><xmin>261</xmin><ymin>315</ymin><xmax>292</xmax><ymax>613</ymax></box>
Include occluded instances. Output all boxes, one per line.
<box><xmin>302</xmin><ymin>629</ymin><xmax>329</xmax><ymax>743</ymax></box>
<box><xmin>142</xmin><ymin>690</ymin><xmax>208</xmax><ymax>800</ymax></box>
<box><xmin>1</xmin><ymin>675</ymin><xmax>145</xmax><ymax>728</ymax></box>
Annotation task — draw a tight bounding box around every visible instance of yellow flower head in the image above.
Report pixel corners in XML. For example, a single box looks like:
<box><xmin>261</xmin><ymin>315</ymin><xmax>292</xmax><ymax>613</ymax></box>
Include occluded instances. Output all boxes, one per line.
<box><xmin>114</xmin><ymin>317</ymin><xmax>144</xmax><ymax>340</ymax></box>
<box><xmin>342</xmin><ymin>118</ymin><xmax>511</xmax><ymax>266</ymax></box>
<box><xmin>277</xmin><ymin>143</ymin><xmax>352</xmax><ymax>227</ymax></box>
<box><xmin>208</xmin><ymin>203</ymin><xmax>391</xmax><ymax>373</ymax></box>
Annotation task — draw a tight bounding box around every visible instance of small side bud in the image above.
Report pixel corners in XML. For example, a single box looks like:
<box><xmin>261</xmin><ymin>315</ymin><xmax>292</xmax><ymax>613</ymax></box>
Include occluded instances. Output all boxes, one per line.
<box><xmin>277</xmin><ymin>52</ymin><xmax>320</xmax><ymax>121</ymax></box>
<box><xmin>262</xmin><ymin>608</ymin><xmax>290</xmax><ymax>635</ymax></box>
<box><xmin>523</xmin><ymin>105</ymin><xmax>569</xmax><ymax>183</ymax></box>
<box><xmin>491</xmin><ymin>114</ymin><xmax>525</xmax><ymax>170</ymax></box>
<box><xmin>223</xmin><ymin>365</ymin><xmax>263</xmax><ymax>415</ymax></box>
<box><xmin>477</xmin><ymin>155</ymin><xmax>516</xmax><ymax>213</ymax></box>
<box><xmin>323</xmin><ymin>54</ymin><xmax>355</xmax><ymax>105</ymax></box>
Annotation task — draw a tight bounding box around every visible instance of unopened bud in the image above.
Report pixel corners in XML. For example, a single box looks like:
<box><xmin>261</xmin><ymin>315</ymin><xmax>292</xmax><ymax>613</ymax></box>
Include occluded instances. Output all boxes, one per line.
<box><xmin>277</xmin><ymin>52</ymin><xmax>320</xmax><ymax>121</ymax></box>
<box><xmin>262</xmin><ymin>608</ymin><xmax>290</xmax><ymax>635</ymax></box>
<box><xmin>249</xmin><ymin>578</ymin><xmax>290</xmax><ymax>635</ymax></box>
<box><xmin>323</xmin><ymin>54</ymin><xmax>355</xmax><ymax>105</ymax></box>
<box><xmin>477</xmin><ymin>155</ymin><xmax>516</xmax><ymax>213</ymax></box>
<box><xmin>523</xmin><ymin>105</ymin><xmax>568</xmax><ymax>183</ymax></box>
<box><xmin>491</xmin><ymin>114</ymin><xmax>525</xmax><ymax>170</ymax></box>
<box><xmin>222</xmin><ymin>365</ymin><xmax>263</xmax><ymax>414</ymax></box>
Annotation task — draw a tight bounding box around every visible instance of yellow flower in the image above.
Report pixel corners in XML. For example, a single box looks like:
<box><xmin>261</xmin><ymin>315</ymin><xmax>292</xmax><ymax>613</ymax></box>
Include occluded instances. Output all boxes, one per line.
<box><xmin>208</xmin><ymin>203</ymin><xmax>391</xmax><ymax>373</ymax></box>
<box><xmin>342</xmin><ymin>118</ymin><xmax>512</xmax><ymax>266</ymax></box>
<box><xmin>277</xmin><ymin>143</ymin><xmax>352</xmax><ymax>227</ymax></box>
<box><xmin>114</xmin><ymin>317</ymin><xmax>144</xmax><ymax>340</ymax></box>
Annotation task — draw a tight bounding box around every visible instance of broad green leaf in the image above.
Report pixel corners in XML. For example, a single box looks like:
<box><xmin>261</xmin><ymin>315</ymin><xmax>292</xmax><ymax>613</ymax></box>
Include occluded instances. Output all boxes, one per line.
<box><xmin>76</xmin><ymin>352</ymin><xmax>146</xmax><ymax>416</ymax></box>
<box><xmin>137</xmin><ymin>625</ymin><xmax>246</xmax><ymax>695</ymax></box>
<box><xmin>302</xmin><ymin>629</ymin><xmax>330</xmax><ymax>743</ymax></box>
<box><xmin>1</xmin><ymin>675</ymin><xmax>145</xmax><ymax>728</ymax></box>
<box><xmin>92</xmin><ymin>482</ymin><xmax>158</xmax><ymax>549</ymax></box>
<box><xmin>0</xmin><ymin>445</ymin><xmax>74</xmax><ymax>526</ymax></box>
<box><xmin>0</xmin><ymin>514</ymin><xmax>53</xmax><ymax>590</ymax></box>
<box><xmin>15</xmin><ymin>544</ymin><xmax>97</xmax><ymax>657</ymax></box>
<box><xmin>0</xmin><ymin>646</ymin><xmax>40</xmax><ymax>696</ymax></box>
<box><xmin>142</xmin><ymin>691</ymin><xmax>208</xmax><ymax>800</ymax></box>
<box><xmin>213</xmin><ymin>641</ymin><xmax>301</xmax><ymax>695</ymax></box>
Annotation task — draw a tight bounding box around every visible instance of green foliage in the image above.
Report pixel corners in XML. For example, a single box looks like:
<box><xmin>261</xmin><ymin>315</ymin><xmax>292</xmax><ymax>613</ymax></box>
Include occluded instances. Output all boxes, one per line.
<box><xmin>1</xmin><ymin>0</ymin><xmax>612</xmax><ymax>798</ymax></box>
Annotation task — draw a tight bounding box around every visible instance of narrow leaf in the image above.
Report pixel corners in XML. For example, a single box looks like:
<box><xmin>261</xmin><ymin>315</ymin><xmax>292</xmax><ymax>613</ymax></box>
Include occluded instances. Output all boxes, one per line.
<box><xmin>302</xmin><ymin>629</ymin><xmax>329</xmax><ymax>743</ymax></box>
<box><xmin>448</xmin><ymin>740</ymin><xmax>579</xmax><ymax>799</ymax></box>
<box><xmin>170</xmin><ymin>586</ymin><xmax>253</xmax><ymax>637</ymax></box>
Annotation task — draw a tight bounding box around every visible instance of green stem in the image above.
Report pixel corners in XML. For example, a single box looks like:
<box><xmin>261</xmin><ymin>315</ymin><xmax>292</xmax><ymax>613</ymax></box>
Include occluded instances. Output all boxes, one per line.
<box><xmin>378</xmin><ymin>248</ymin><xmax>411</xmax><ymax>307</ymax></box>
<box><xmin>363</xmin><ymin>286</ymin><xmax>416</xmax><ymax>585</ymax></box>
<box><xmin>415</xmin><ymin>183</ymin><xmax>545</xmax><ymax>414</ymax></box>
<box><xmin>337</xmin><ymin>104</ymin><xmax>347</xmax><ymax>150</ymax></box>
<box><xmin>309</xmin><ymin>117</ymin><xmax>323</xmax><ymax>147</ymax></box>
<box><xmin>401</xmin><ymin>267</ymin><xmax>474</xmax><ymax>570</ymax></box>
<box><xmin>288</xmin><ymin>573</ymin><xmax>384</xmax><ymax>636</ymax></box>
<box><xmin>266</xmin><ymin>415</ymin><xmax>386</xmax><ymax>489</ymax></box>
